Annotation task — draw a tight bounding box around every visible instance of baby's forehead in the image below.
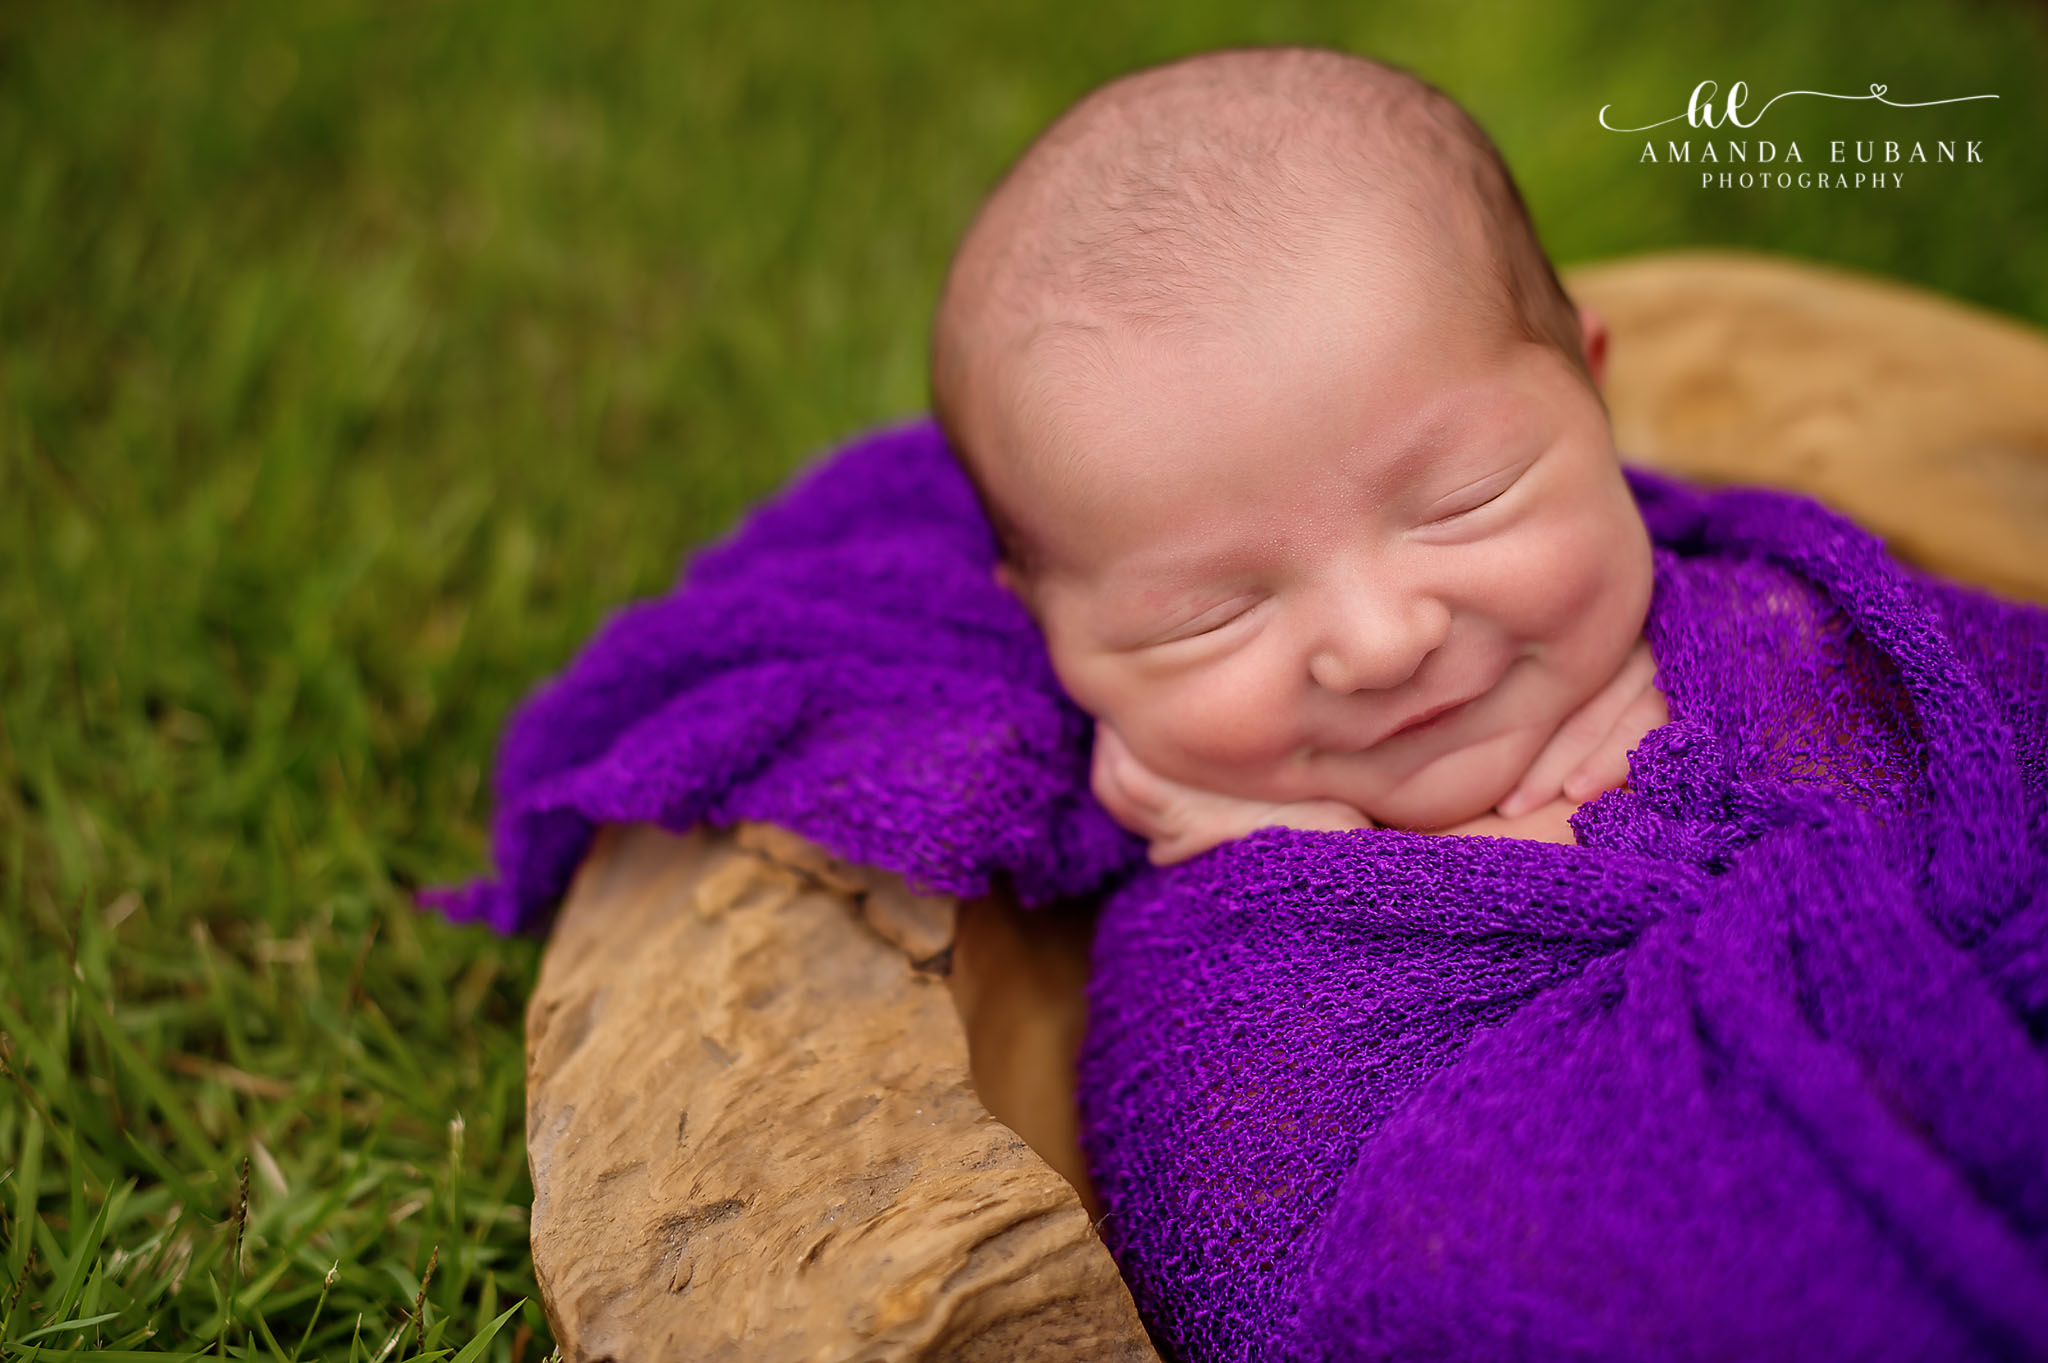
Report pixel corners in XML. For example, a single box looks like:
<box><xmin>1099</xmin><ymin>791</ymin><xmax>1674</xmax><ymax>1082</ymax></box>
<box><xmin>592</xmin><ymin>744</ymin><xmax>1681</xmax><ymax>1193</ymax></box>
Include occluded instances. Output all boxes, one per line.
<box><xmin>1006</xmin><ymin>303</ymin><xmax>1595</xmax><ymax>579</ymax></box>
<box><xmin>991</xmin><ymin>136</ymin><xmax>1473</xmax><ymax>325</ymax></box>
<box><xmin>970</xmin><ymin>174</ymin><xmax>1505</xmax><ymax>455</ymax></box>
<box><xmin>992</xmin><ymin>258</ymin><xmax>1492</xmax><ymax>465</ymax></box>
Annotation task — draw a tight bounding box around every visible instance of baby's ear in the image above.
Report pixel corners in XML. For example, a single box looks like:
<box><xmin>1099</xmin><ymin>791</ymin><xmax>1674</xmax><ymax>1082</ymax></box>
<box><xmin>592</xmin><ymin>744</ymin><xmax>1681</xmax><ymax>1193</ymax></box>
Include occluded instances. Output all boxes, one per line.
<box><xmin>995</xmin><ymin>556</ymin><xmax>1048</xmax><ymax>613</ymax></box>
<box><xmin>992</xmin><ymin>554</ymin><xmax>1044</xmax><ymax>611</ymax></box>
<box><xmin>1576</xmin><ymin>303</ymin><xmax>1610</xmax><ymax>391</ymax></box>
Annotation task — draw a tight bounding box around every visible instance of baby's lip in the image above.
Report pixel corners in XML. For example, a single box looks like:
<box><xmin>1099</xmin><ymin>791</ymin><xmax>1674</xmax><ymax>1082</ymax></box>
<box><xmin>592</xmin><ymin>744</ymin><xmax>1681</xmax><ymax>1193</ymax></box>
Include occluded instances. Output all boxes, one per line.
<box><xmin>1383</xmin><ymin>692</ymin><xmax>1478</xmax><ymax>742</ymax></box>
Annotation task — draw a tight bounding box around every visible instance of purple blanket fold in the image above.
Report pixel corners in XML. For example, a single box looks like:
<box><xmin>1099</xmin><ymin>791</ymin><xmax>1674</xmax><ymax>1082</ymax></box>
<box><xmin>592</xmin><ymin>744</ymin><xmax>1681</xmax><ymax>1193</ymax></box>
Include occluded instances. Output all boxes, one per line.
<box><xmin>426</xmin><ymin>417</ymin><xmax>2048</xmax><ymax>1362</ymax></box>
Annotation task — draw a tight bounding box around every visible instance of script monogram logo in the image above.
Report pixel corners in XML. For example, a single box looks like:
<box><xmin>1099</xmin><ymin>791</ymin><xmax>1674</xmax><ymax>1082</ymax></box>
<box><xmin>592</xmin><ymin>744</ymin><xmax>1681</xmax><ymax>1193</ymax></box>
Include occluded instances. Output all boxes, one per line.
<box><xmin>1600</xmin><ymin>81</ymin><xmax>1997</xmax><ymax>133</ymax></box>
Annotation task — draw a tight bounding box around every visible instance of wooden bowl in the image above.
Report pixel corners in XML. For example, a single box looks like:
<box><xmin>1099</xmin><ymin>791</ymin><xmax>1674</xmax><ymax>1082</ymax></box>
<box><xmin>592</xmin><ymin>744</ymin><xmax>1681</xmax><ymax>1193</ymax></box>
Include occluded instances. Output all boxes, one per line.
<box><xmin>523</xmin><ymin>249</ymin><xmax>2048</xmax><ymax>1360</ymax></box>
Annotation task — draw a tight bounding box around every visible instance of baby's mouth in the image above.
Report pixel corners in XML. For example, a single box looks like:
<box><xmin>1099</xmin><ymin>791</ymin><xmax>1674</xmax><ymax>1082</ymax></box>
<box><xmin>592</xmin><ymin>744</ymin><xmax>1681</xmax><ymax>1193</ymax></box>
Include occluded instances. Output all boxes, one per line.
<box><xmin>1378</xmin><ymin>659</ymin><xmax>1521</xmax><ymax>747</ymax></box>
<box><xmin>1382</xmin><ymin>694</ymin><xmax>1476</xmax><ymax>742</ymax></box>
<box><xmin>1304</xmin><ymin>697</ymin><xmax>1474</xmax><ymax>761</ymax></box>
<box><xmin>1306</xmin><ymin>673</ymin><xmax>1501</xmax><ymax>759</ymax></box>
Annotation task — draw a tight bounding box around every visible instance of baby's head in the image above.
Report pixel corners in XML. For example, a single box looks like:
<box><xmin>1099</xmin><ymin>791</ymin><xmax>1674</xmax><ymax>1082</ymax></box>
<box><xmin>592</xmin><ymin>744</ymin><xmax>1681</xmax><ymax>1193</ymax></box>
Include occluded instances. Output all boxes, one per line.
<box><xmin>930</xmin><ymin>46</ymin><xmax>1653</xmax><ymax>831</ymax></box>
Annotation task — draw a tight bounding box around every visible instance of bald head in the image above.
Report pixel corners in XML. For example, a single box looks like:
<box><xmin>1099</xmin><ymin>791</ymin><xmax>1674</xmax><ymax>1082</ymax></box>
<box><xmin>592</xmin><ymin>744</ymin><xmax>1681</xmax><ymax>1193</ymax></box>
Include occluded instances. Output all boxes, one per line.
<box><xmin>931</xmin><ymin>45</ymin><xmax>1587</xmax><ymax>577</ymax></box>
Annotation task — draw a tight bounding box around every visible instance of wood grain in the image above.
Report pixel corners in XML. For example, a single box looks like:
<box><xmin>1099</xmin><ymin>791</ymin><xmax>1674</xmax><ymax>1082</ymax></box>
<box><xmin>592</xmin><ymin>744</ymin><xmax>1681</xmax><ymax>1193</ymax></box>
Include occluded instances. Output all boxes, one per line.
<box><xmin>525</xmin><ymin>821</ymin><xmax>1159</xmax><ymax>1361</ymax></box>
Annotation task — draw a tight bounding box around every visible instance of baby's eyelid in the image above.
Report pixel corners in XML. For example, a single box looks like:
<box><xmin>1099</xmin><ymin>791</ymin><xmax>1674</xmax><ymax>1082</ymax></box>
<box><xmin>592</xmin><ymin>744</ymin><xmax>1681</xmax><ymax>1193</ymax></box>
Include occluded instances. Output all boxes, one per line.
<box><xmin>1154</xmin><ymin>595</ymin><xmax>1258</xmax><ymax>644</ymax></box>
<box><xmin>1432</xmin><ymin>471</ymin><xmax>1520</xmax><ymax>522</ymax></box>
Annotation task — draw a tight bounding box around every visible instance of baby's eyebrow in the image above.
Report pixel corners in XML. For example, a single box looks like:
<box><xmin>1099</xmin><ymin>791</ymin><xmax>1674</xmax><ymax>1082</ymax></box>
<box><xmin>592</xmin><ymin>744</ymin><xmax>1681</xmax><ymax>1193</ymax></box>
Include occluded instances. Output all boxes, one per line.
<box><xmin>1115</xmin><ymin>544</ymin><xmax>1259</xmax><ymax>585</ymax></box>
<box><xmin>1089</xmin><ymin>563</ymin><xmax>1250</xmax><ymax>628</ymax></box>
<box><xmin>1355</xmin><ymin>411</ymin><xmax>1478</xmax><ymax>493</ymax></box>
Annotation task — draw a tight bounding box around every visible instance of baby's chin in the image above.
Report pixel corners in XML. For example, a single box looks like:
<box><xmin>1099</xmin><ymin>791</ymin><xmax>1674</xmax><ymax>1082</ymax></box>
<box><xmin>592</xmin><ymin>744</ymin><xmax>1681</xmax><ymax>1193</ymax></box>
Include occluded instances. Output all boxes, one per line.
<box><xmin>1301</xmin><ymin>733</ymin><xmax>1525</xmax><ymax>831</ymax></box>
<box><xmin>1361</xmin><ymin>783</ymin><xmax>1506</xmax><ymax>832</ymax></box>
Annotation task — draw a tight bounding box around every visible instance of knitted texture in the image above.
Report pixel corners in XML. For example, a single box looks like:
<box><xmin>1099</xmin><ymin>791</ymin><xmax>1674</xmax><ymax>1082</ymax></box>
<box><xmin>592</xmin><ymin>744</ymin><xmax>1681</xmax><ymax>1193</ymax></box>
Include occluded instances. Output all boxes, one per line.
<box><xmin>425</xmin><ymin>417</ymin><xmax>2048</xmax><ymax>1362</ymax></box>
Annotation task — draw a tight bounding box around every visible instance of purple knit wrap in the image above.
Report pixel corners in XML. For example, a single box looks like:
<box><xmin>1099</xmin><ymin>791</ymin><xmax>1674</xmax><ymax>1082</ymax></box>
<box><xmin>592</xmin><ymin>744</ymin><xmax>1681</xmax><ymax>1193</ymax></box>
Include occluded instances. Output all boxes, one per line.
<box><xmin>426</xmin><ymin>417</ymin><xmax>2048</xmax><ymax>1361</ymax></box>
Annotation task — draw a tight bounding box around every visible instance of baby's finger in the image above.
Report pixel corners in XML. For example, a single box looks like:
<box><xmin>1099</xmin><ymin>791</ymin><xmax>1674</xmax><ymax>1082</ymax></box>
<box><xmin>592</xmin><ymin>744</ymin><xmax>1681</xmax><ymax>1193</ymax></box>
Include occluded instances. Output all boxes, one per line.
<box><xmin>1090</xmin><ymin>724</ymin><xmax>1166</xmax><ymax>827</ymax></box>
<box><xmin>1561</xmin><ymin>682</ymin><xmax>1668</xmax><ymax>800</ymax></box>
<box><xmin>1093</xmin><ymin>723</ymin><xmax>1150</xmax><ymax>803</ymax></box>
<box><xmin>1561</xmin><ymin>745</ymin><xmax>1629</xmax><ymax>803</ymax></box>
<box><xmin>1148</xmin><ymin>803</ymin><xmax>1271</xmax><ymax>867</ymax></box>
<box><xmin>1622</xmin><ymin>670</ymin><xmax>1670</xmax><ymax>736</ymax></box>
<box><xmin>1501</xmin><ymin>642</ymin><xmax>1658</xmax><ymax>816</ymax></box>
<box><xmin>1108</xmin><ymin>738</ymin><xmax>1172</xmax><ymax>815</ymax></box>
<box><xmin>1499</xmin><ymin>719</ymin><xmax>1598</xmax><ymax>817</ymax></box>
<box><xmin>1146</xmin><ymin>803</ymin><xmax>1241</xmax><ymax>866</ymax></box>
<box><xmin>1259</xmin><ymin>799</ymin><xmax>1376</xmax><ymax>834</ymax></box>
<box><xmin>1497</xmin><ymin>769</ymin><xmax>1565</xmax><ymax>820</ymax></box>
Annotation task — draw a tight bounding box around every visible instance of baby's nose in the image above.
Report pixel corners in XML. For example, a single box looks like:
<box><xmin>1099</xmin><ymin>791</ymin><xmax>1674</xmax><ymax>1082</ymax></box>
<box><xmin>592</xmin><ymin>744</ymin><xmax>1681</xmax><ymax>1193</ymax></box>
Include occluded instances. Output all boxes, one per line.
<box><xmin>1305</xmin><ymin>593</ymin><xmax>1449</xmax><ymax>695</ymax></box>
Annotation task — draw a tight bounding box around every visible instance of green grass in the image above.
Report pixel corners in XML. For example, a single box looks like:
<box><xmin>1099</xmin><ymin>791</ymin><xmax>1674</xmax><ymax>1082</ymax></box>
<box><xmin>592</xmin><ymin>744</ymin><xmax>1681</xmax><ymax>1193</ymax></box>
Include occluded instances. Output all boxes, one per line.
<box><xmin>2</xmin><ymin>0</ymin><xmax>2043</xmax><ymax>1356</ymax></box>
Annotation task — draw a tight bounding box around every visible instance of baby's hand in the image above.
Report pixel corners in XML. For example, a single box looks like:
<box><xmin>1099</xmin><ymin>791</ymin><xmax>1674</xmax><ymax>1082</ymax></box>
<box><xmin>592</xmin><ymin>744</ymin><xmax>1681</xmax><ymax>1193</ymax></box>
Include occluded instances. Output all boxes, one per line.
<box><xmin>1495</xmin><ymin>636</ymin><xmax>1667</xmax><ymax>818</ymax></box>
<box><xmin>1091</xmin><ymin>719</ymin><xmax>1375</xmax><ymax>866</ymax></box>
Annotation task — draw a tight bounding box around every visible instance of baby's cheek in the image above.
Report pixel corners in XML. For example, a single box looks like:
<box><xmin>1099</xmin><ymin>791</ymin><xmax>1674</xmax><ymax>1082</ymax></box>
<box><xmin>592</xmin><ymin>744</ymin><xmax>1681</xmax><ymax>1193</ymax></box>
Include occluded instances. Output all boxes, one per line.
<box><xmin>1132</xmin><ymin>668</ymin><xmax>1304</xmax><ymax>776</ymax></box>
<box><xmin>1494</xmin><ymin>509</ymin><xmax>1622</xmax><ymax>639</ymax></box>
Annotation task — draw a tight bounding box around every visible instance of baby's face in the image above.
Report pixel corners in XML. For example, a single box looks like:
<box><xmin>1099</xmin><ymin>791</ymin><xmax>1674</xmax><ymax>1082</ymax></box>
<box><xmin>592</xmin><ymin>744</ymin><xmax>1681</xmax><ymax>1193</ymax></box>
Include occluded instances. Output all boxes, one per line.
<box><xmin>988</xmin><ymin>249</ymin><xmax>1654</xmax><ymax>831</ymax></box>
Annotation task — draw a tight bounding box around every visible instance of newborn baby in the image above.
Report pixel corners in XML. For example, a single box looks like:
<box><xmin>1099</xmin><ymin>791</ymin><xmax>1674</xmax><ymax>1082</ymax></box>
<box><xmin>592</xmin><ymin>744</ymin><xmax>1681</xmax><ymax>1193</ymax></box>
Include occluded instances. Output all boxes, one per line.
<box><xmin>930</xmin><ymin>45</ymin><xmax>1670</xmax><ymax>864</ymax></box>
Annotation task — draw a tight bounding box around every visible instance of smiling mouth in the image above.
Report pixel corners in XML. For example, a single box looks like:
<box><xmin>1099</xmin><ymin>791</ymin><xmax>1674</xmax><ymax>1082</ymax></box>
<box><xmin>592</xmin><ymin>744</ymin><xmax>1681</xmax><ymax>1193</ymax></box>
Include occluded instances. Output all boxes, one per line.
<box><xmin>1384</xmin><ymin>695</ymin><xmax>1475</xmax><ymax>741</ymax></box>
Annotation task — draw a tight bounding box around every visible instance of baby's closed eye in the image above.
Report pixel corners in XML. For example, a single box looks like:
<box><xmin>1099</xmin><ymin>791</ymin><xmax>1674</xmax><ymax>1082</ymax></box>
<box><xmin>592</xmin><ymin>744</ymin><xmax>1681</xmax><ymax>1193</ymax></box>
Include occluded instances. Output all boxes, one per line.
<box><xmin>1426</xmin><ymin>469</ymin><xmax>1522</xmax><ymax>523</ymax></box>
<box><xmin>1147</xmin><ymin>594</ymin><xmax>1266</xmax><ymax>645</ymax></box>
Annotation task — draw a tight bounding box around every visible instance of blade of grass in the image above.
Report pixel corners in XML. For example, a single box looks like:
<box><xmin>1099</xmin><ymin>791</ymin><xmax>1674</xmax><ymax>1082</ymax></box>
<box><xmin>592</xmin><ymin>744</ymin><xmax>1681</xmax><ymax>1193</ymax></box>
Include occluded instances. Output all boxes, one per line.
<box><xmin>40</xmin><ymin>1178</ymin><xmax>118</xmax><ymax>1337</ymax></box>
<box><xmin>445</xmin><ymin>1301</ymin><xmax>523</xmax><ymax>1363</ymax></box>
<box><xmin>71</xmin><ymin>994</ymin><xmax>232</xmax><ymax>1186</ymax></box>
